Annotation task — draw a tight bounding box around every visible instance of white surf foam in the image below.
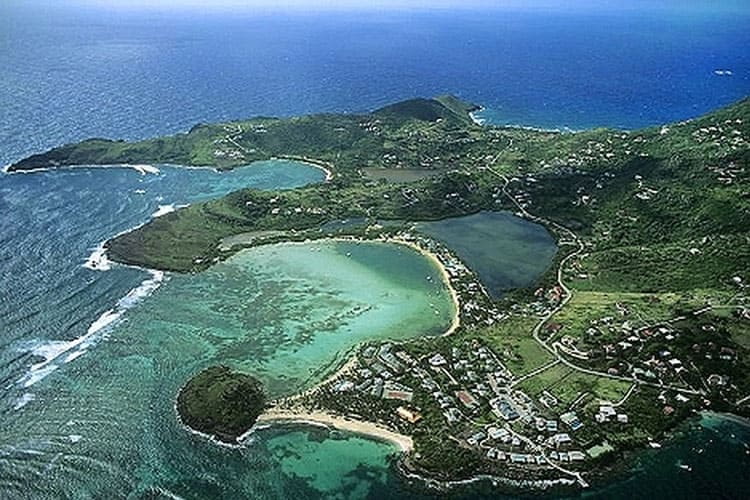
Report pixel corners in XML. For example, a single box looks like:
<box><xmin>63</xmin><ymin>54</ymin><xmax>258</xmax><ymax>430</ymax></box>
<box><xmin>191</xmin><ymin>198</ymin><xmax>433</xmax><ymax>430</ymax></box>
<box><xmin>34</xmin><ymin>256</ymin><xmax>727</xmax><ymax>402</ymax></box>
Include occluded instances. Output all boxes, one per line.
<box><xmin>130</xmin><ymin>164</ymin><xmax>161</xmax><ymax>175</ymax></box>
<box><xmin>6</xmin><ymin>164</ymin><xmax>163</xmax><ymax>176</ymax></box>
<box><xmin>13</xmin><ymin>392</ymin><xmax>35</xmax><ymax>410</ymax></box>
<box><xmin>152</xmin><ymin>203</ymin><xmax>189</xmax><ymax>218</ymax></box>
<box><xmin>83</xmin><ymin>243</ymin><xmax>111</xmax><ymax>271</ymax></box>
<box><xmin>152</xmin><ymin>204</ymin><xmax>176</xmax><ymax>218</ymax></box>
<box><xmin>117</xmin><ymin>270</ymin><xmax>164</xmax><ymax>309</ymax></box>
<box><xmin>64</xmin><ymin>350</ymin><xmax>86</xmax><ymax>363</ymax></box>
<box><xmin>469</xmin><ymin>109</ymin><xmax>487</xmax><ymax>126</ymax></box>
<box><xmin>18</xmin><ymin>270</ymin><xmax>165</xmax><ymax>388</ymax></box>
<box><xmin>18</xmin><ymin>363</ymin><xmax>58</xmax><ymax>388</ymax></box>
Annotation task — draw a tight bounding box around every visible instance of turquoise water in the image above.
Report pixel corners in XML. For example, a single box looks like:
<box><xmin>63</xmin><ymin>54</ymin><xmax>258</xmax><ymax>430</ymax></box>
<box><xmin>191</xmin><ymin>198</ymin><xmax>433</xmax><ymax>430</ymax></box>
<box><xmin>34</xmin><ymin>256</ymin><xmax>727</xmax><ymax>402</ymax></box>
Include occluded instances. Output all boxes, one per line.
<box><xmin>416</xmin><ymin>211</ymin><xmax>558</xmax><ymax>297</ymax></box>
<box><xmin>0</xmin><ymin>161</ymin><xmax>461</xmax><ymax>498</ymax></box>
<box><xmin>0</xmin><ymin>238</ymin><xmax>453</xmax><ymax>499</ymax></box>
<box><xmin>111</xmin><ymin>240</ymin><xmax>455</xmax><ymax>397</ymax></box>
<box><xmin>1</xmin><ymin>165</ymin><xmax>747</xmax><ymax>498</ymax></box>
<box><xmin>1</xmin><ymin>1</ymin><xmax>749</xmax><ymax>495</ymax></box>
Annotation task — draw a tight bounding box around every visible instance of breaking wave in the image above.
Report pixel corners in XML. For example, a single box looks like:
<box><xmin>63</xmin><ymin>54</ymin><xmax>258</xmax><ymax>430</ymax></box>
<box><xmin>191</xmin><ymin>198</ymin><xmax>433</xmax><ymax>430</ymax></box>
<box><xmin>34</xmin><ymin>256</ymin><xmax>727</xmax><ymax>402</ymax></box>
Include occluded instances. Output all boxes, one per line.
<box><xmin>152</xmin><ymin>203</ymin><xmax>189</xmax><ymax>218</ymax></box>
<box><xmin>17</xmin><ymin>270</ymin><xmax>165</xmax><ymax>389</ymax></box>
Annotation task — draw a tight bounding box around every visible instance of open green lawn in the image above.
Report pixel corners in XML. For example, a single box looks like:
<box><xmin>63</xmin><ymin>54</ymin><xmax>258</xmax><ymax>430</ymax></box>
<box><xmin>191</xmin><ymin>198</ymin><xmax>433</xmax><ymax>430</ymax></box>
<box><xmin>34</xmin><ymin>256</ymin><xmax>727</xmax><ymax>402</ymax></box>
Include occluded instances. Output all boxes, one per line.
<box><xmin>519</xmin><ymin>362</ymin><xmax>631</xmax><ymax>408</ymax></box>
<box><xmin>468</xmin><ymin>315</ymin><xmax>555</xmax><ymax>376</ymax></box>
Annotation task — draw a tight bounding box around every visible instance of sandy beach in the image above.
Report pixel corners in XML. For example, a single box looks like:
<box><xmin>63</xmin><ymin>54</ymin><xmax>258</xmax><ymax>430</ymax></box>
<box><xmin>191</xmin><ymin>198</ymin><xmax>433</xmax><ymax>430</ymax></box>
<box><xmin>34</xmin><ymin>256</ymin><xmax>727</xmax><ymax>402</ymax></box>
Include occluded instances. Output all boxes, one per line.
<box><xmin>273</xmin><ymin>155</ymin><xmax>335</xmax><ymax>182</ymax></box>
<box><xmin>257</xmin><ymin>408</ymin><xmax>414</xmax><ymax>452</ymax></box>
<box><xmin>387</xmin><ymin>237</ymin><xmax>461</xmax><ymax>337</ymax></box>
<box><xmin>283</xmin><ymin>355</ymin><xmax>358</xmax><ymax>403</ymax></box>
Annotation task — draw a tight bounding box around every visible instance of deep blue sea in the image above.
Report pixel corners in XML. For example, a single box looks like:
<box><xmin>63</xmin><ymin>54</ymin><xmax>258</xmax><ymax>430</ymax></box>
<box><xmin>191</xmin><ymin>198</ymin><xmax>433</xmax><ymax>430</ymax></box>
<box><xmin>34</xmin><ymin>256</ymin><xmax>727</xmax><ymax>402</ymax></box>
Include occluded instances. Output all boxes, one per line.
<box><xmin>2</xmin><ymin>2</ymin><xmax>750</xmax><ymax>167</ymax></box>
<box><xmin>1</xmin><ymin>2</ymin><xmax>749</xmax><ymax>499</ymax></box>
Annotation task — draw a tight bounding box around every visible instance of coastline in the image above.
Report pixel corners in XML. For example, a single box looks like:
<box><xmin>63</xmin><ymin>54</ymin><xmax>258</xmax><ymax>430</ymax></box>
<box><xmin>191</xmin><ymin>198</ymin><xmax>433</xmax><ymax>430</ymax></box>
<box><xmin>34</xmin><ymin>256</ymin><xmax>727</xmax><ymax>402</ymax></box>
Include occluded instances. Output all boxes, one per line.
<box><xmin>468</xmin><ymin>106</ymin><xmax>584</xmax><ymax>134</ymax></box>
<box><xmin>3</xmin><ymin>158</ymin><xmax>334</xmax><ymax>179</ymax></box>
<box><xmin>272</xmin><ymin>155</ymin><xmax>335</xmax><ymax>182</ymax></box>
<box><xmin>264</xmin><ymin>235</ymin><xmax>460</xmax><ymax>403</ymax></box>
<box><xmin>265</xmin><ymin>235</ymin><xmax>461</xmax><ymax>339</ymax></box>
<box><xmin>387</xmin><ymin>237</ymin><xmax>461</xmax><ymax>337</ymax></box>
<box><xmin>252</xmin><ymin>234</ymin><xmax>459</xmax><ymax>457</ymax></box>
<box><xmin>174</xmin><ymin>397</ymin><xmax>247</xmax><ymax>450</ymax></box>
<box><xmin>469</xmin><ymin>106</ymin><xmax>486</xmax><ymax>126</ymax></box>
<box><xmin>256</xmin><ymin>408</ymin><xmax>414</xmax><ymax>452</ymax></box>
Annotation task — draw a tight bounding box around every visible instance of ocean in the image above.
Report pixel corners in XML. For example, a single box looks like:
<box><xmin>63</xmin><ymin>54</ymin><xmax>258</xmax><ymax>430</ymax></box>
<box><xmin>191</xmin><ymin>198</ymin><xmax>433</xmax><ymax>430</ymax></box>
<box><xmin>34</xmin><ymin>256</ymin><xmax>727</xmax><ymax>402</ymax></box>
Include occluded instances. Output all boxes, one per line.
<box><xmin>1</xmin><ymin>2</ymin><xmax>749</xmax><ymax>499</ymax></box>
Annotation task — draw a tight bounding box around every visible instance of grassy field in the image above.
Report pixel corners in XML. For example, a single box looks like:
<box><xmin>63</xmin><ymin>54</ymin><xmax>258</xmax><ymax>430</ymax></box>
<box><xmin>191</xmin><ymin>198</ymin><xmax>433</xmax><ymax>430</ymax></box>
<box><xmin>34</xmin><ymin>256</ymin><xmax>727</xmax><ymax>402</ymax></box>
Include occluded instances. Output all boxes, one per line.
<box><xmin>519</xmin><ymin>363</ymin><xmax>632</xmax><ymax>408</ymax></box>
<box><xmin>467</xmin><ymin>316</ymin><xmax>555</xmax><ymax>376</ymax></box>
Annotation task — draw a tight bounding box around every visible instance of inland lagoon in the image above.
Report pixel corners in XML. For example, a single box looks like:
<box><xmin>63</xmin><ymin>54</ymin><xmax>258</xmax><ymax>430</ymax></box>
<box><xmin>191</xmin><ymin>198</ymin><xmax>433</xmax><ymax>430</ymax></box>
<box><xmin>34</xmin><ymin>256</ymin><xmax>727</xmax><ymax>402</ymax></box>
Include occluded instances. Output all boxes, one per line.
<box><xmin>416</xmin><ymin>211</ymin><xmax>558</xmax><ymax>297</ymax></box>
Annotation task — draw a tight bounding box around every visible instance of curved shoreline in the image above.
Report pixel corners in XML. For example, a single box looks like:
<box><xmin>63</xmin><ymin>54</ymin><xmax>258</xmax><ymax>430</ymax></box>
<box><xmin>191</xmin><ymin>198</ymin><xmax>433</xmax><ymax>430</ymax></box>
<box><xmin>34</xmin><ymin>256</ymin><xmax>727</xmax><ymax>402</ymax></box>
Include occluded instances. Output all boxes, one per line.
<box><xmin>256</xmin><ymin>409</ymin><xmax>414</xmax><ymax>452</ymax></box>
<box><xmin>272</xmin><ymin>155</ymin><xmax>335</xmax><ymax>182</ymax></box>
<box><xmin>175</xmin><ymin>234</ymin><xmax>457</xmax><ymax>454</ymax></box>
<box><xmin>3</xmin><ymin>158</ymin><xmax>333</xmax><ymax>178</ymax></box>
<box><xmin>388</xmin><ymin>237</ymin><xmax>461</xmax><ymax>337</ymax></box>
<box><xmin>265</xmin><ymin>234</ymin><xmax>461</xmax><ymax>402</ymax></box>
<box><xmin>258</xmin><ymin>235</ymin><xmax>461</xmax><ymax>339</ymax></box>
<box><xmin>250</xmin><ymin>235</ymin><xmax>458</xmax><ymax>459</ymax></box>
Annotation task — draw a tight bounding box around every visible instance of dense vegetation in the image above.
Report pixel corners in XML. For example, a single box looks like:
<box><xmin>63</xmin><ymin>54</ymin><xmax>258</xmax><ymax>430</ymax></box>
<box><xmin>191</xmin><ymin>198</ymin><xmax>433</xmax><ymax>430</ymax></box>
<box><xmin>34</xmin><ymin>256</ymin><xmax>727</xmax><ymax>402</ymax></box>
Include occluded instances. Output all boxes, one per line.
<box><xmin>8</xmin><ymin>95</ymin><xmax>482</xmax><ymax>178</ymax></box>
<box><xmin>12</xmin><ymin>93</ymin><xmax>750</xmax><ymax>484</ymax></box>
<box><xmin>176</xmin><ymin>365</ymin><xmax>265</xmax><ymax>444</ymax></box>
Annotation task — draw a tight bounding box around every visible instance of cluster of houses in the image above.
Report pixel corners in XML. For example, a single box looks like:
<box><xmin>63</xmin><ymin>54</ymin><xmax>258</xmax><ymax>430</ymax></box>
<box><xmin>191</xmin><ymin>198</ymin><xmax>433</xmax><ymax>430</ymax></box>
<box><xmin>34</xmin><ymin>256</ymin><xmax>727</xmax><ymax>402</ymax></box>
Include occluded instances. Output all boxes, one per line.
<box><xmin>533</xmin><ymin>133</ymin><xmax>635</xmax><ymax>171</ymax></box>
<box><xmin>410</xmin><ymin>339</ymin><xmax>642</xmax><ymax>468</ymax></box>
<box><xmin>708</xmin><ymin>160</ymin><xmax>745</xmax><ymax>185</ymax></box>
<box><xmin>338</xmin><ymin>336</ymin><xmax>605</xmax><ymax>468</ymax></box>
<box><xmin>211</xmin><ymin>124</ymin><xmax>251</xmax><ymax>161</ymax></box>
<box><xmin>261</xmin><ymin>195</ymin><xmax>329</xmax><ymax>218</ymax></box>
<box><xmin>690</xmin><ymin>118</ymin><xmax>748</xmax><ymax>153</ymax></box>
<box><xmin>632</xmin><ymin>173</ymin><xmax>660</xmax><ymax>201</ymax></box>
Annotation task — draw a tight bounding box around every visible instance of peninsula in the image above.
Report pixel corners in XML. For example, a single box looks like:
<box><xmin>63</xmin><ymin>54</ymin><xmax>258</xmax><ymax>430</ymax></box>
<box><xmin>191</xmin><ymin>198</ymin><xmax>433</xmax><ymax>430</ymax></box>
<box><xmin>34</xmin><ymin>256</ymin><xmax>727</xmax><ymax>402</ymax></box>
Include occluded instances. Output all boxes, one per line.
<box><xmin>11</xmin><ymin>94</ymin><xmax>750</xmax><ymax>490</ymax></box>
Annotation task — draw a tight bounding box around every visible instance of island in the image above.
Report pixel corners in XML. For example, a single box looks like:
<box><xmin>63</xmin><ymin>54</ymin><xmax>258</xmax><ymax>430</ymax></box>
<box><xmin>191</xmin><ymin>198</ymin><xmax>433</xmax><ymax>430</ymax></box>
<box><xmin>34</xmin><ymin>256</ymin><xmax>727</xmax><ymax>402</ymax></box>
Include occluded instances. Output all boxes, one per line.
<box><xmin>11</xmin><ymin>94</ymin><xmax>749</xmax><ymax>491</ymax></box>
<box><xmin>176</xmin><ymin>365</ymin><xmax>266</xmax><ymax>444</ymax></box>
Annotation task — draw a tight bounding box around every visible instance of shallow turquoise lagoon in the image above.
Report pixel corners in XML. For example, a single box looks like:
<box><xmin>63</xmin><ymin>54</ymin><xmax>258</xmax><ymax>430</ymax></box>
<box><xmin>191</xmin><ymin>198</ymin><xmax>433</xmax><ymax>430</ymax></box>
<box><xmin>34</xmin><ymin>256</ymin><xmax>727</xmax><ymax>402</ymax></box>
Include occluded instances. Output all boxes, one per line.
<box><xmin>0</xmin><ymin>232</ymin><xmax>454</xmax><ymax>498</ymax></box>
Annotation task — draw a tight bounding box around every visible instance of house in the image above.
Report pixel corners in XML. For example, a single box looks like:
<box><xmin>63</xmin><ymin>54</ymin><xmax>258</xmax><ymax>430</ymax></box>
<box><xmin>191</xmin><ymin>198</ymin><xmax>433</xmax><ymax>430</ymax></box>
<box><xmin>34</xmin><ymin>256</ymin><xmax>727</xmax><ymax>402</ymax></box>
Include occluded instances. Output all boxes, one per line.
<box><xmin>488</xmin><ymin>427</ymin><xmax>509</xmax><ymax>440</ymax></box>
<box><xmin>429</xmin><ymin>353</ymin><xmax>447</xmax><ymax>367</ymax></box>
<box><xmin>545</xmin><ymin>322</ymin><xmax>563</xmax><ymax>334</ymax></box>
<box><xmin>490</xmin><ymin>396</ymin><xmax>520</xmax><ymax>421</ymax></box>
<box><xmin>396</xmin><ymin>407</ymin><xmax>422</xmax><ymax>424</ymax></box>
<box><xmin>334</xmin><ymin>380</ymin><xmax>354</xmax><ymax>392</ymax></box>
<box><xmin>443</xmin><ymin>407</ymin><xmax>462</xmax><ymax>424</ymax></box>
<box><xmin>569</xmin><ymin>451</ymin><xmax>586</xmax><ymax>461</ymax></box>
<box><xmin>549</xmin><ymin>433</ymin><xmax>572</xmax><ymax>447</ymax></box>
<box><xmin>560</xmin><ymin>411</ymin><xmax>583</xmax><ymax>431</ymax></box>
<box><xmin>382</xmin><ymin>381</ymin><xmax>413</xmax><ymax>402</ymax></box>
<box><xmin>456</xmin><ymin>390</ymin><xmax>479</xmax><ymax>410</ymax></box>
<box><xmin>599</xmin><ymin>405</ymin><xmax>616</xmax><ymax>418</ymax></box>
<box><xmin>370</xmin><ymin>378</ymin><xmax>383</xmax><ymax>398</ymax></box>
